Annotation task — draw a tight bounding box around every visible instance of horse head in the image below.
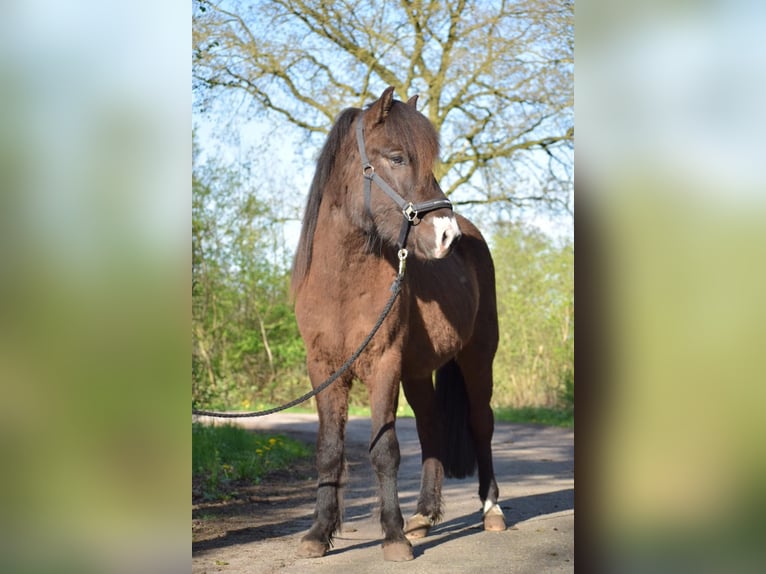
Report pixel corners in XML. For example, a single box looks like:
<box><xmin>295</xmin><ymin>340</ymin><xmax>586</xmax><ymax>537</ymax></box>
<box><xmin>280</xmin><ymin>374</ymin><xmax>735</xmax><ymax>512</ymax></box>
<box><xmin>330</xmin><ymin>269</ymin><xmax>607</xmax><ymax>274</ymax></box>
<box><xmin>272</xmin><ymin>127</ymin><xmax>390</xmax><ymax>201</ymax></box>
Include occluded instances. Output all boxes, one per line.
<box><xmin>351</xmin><ymin>86</ymin><xmax>461</xmax><ymax>260</ymax></box>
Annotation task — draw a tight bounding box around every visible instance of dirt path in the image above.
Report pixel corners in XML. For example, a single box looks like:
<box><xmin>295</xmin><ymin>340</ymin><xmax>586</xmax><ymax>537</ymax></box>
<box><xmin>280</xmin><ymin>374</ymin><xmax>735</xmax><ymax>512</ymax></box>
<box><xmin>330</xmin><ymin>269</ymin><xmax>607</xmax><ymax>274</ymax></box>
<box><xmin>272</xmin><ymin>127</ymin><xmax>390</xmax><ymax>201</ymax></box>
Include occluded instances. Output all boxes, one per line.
<box><xmin>192</xmin><ymin>413</ymin><xmax>574</xmax><ymax>573</ymax></box>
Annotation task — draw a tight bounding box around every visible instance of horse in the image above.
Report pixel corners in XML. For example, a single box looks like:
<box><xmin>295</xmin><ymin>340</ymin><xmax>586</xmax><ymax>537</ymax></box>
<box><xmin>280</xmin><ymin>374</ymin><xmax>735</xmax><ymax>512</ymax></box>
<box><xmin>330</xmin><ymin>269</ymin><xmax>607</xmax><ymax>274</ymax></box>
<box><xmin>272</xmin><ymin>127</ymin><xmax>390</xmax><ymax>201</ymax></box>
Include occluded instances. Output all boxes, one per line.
<box><xmin>290</xmin><ymin>86</ymin><xmax>505</xmax><ymax>562</ymax></box>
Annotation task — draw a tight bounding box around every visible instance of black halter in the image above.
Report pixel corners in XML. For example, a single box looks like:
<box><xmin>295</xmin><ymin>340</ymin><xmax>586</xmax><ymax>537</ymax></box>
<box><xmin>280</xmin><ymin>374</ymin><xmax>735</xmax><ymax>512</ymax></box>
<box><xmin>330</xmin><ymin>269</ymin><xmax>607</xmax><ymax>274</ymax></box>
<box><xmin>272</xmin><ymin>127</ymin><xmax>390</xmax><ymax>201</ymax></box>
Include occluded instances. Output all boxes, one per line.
<box><xmin>355</xmin><ymin>115</ymin><xmax>453</xmax><ymax>253</ymax></box>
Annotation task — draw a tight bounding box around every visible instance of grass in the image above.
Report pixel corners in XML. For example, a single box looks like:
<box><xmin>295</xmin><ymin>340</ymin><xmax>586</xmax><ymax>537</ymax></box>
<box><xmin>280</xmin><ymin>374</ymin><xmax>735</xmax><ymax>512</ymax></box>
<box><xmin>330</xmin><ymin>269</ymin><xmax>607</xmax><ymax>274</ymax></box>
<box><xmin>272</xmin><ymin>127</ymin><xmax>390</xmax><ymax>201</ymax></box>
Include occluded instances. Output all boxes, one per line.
<box><xmin>394</xmin><ymin>401</ymin><xmax>573</xmax><ymax>428</ymax></box>
<box><xmin>233</xmin><ymin>401</ymin><xmax>417</xmax><ymax>418</ymax></box>
<box><xmin>192</xmin><ymin>423</ymin><xmax>312</xmax><ymax>500</ymax></box>
<box><xmin>493</xmin><ymin>406</ymin><xmax>573</xmax><ymax>428</ymax></box>
<box><xmin>221</xmin><ymin>397</ymin><xmax>571</xmax><ymax>428</ymax></box>
<box><xmin>223</xmin><ymin>369</ymin><xmax>574</xmax><ymax>429</ymax></box>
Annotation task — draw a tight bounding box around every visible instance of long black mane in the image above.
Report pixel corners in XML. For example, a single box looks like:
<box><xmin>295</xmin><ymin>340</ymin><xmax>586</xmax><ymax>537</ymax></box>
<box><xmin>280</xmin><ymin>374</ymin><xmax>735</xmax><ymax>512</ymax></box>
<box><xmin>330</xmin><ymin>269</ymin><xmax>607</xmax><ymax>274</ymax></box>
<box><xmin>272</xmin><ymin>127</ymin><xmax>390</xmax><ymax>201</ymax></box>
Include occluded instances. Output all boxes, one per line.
<box><xmin>290</xmin><ymin>107</ymin><xmax>361</xmax><ymax>296</ymax></box>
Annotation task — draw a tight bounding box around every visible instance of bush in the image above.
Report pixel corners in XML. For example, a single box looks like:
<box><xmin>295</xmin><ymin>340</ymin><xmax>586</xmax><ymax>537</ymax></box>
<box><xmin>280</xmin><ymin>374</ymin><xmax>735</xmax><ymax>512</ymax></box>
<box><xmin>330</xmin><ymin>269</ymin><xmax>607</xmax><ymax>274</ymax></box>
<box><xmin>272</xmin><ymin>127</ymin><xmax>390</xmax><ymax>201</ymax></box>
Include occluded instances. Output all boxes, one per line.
<box><xmin>490</xmin><ymin>223</ymin><xmax>573</xmax><ymax>409</ymax></box>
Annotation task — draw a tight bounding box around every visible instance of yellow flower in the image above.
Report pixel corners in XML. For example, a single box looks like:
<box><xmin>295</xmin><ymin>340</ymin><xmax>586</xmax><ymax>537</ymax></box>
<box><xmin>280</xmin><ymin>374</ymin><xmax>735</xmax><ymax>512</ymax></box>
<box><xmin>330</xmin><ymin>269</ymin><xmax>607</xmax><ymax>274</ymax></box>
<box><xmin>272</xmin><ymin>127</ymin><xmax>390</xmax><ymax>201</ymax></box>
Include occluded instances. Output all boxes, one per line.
<box><xmin>256</xmin><ymin>449</ymin><xmax>263</xmax><ymax>455</ymax></box>
<box><xmin>268</xmin><ymin>438</ymin><xmax>278</xmax><ymax>446</ymax></box>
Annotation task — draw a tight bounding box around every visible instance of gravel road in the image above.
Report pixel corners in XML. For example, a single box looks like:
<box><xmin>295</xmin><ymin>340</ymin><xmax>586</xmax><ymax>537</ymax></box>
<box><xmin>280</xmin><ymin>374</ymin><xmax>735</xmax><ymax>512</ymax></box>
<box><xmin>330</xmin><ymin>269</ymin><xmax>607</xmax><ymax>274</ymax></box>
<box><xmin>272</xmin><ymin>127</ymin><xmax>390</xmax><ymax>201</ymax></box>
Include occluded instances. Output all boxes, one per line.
<box><xmin>192</xmin><ymin>413</ymin><xmax>574</xmax><ymax>573</ymax></box>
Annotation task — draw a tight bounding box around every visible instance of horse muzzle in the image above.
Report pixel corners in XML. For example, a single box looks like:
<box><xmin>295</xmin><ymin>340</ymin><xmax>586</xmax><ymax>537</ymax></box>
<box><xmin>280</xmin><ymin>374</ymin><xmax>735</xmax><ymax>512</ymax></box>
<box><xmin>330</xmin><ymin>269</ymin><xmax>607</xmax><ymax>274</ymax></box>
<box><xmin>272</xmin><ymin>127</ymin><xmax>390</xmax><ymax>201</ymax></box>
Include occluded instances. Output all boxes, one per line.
<box><xmin>431</xmin><ymin>214</ymin><xmax>462</xmax><ymax>259</ymax></box>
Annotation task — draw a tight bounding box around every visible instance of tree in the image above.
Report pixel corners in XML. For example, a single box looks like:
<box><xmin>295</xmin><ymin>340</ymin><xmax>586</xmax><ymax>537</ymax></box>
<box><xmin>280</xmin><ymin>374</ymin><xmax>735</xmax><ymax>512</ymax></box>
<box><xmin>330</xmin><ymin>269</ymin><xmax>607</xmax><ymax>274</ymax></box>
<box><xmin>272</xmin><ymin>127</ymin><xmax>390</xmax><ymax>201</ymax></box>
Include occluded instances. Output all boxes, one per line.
<box><xmin>192</xmin><ymin>135</ymin><xmax>306</xmax><ymax>409</ymax></box>
<box><xmin>491</xmin><ymin>222</ymin><xmax>573</xmax><ymax>408</ymax></box>
<box><xmin>193</xmin><ymin>0</ymin><xmax>573</xmax><ymax>215</ymax></box>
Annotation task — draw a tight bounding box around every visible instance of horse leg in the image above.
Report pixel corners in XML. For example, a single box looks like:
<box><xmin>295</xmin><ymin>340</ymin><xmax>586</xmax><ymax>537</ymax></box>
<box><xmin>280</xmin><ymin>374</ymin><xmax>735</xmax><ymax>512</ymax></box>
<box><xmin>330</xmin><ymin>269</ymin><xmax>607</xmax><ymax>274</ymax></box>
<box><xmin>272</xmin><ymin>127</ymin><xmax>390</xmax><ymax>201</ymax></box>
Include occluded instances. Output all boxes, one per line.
<box><xmin>297</xmin><ymin>364</ymin><xmax>351</xmax><ymax>558</ymax></box>
<box><xmin>471</xmin><ymin>401</ymin><xmax>505</xmax><ymax>531</ymax></box>
<box><xmin>401</xmin><ymin>376</ymin><xmax>443</xmax><ymax>539</ymax></box>
<box><xmin>458</xmin><ymin>355</ymin><xmax>506</xmax><ymax>532</ymax></box>
<box><xmin>367</xmin><ymin>367</ymin><xmax>413</xmax><ymax>561</ymax></box>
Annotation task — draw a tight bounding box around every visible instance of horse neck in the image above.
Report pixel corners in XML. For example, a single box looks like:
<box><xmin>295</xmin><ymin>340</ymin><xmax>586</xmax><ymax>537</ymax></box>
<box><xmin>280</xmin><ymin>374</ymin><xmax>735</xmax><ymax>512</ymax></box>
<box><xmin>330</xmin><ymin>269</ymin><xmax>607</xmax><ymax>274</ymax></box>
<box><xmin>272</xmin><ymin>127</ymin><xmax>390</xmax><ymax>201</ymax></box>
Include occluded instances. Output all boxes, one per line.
<box><xmin>310</xmin><ymin>192</ymin><xmax>390</xmax><ymax>274</ymax></box>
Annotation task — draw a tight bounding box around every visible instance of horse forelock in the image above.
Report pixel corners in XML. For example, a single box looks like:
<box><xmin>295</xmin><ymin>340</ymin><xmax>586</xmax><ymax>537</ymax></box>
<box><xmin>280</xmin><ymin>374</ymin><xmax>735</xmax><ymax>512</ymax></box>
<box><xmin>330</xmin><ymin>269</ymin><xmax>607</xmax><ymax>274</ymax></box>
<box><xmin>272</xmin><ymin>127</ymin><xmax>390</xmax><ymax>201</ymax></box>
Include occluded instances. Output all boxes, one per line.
<box><xmin>383</xmin><ymin>101</ymin><xmax>440</xmax><ymax>182</ymax></box>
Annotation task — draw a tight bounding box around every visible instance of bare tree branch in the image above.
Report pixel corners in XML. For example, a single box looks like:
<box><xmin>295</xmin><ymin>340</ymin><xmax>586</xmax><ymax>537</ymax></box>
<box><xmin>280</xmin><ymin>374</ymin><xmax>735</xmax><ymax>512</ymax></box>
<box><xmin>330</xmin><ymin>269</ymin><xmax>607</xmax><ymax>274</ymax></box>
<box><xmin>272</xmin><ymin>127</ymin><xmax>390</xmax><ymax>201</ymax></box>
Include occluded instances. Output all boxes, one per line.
<box><xmin>193</xmin><ymin>0</ymin><xmax>573</xmax><ymax>212</ymax></box>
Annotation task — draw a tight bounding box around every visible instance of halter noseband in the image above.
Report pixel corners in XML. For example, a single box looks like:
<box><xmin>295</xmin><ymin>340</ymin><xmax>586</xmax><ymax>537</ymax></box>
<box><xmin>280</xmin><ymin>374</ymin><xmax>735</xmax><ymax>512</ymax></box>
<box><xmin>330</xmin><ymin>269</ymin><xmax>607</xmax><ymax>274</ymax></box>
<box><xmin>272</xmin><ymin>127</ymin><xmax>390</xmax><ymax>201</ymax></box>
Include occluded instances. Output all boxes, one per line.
<box><xmin>355</xmin><ymin>114</ymin><xmax>453</xmax><ymax>258</ymax></box>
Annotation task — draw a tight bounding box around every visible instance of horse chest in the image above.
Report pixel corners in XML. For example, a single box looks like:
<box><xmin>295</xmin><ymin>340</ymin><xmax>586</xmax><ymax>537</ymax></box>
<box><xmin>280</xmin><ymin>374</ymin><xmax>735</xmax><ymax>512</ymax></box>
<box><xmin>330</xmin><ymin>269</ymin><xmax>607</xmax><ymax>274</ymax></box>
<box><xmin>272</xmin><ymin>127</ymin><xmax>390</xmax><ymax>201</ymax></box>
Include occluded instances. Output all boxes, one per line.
<box><xmin>294</xmin><ymin>270</ymin><xmax>400</xmax><ymax>351</ymax></box>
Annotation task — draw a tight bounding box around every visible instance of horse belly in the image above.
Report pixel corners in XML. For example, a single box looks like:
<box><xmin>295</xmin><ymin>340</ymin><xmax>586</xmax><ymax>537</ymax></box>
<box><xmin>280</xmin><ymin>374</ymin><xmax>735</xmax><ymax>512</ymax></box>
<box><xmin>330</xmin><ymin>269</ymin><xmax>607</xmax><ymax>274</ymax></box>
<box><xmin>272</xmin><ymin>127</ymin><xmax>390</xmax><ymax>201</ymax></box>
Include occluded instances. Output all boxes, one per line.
<box><xmin>403</xmin><ymin>288</ymin><xmax>478</xmax><ymax>375</ymax></box>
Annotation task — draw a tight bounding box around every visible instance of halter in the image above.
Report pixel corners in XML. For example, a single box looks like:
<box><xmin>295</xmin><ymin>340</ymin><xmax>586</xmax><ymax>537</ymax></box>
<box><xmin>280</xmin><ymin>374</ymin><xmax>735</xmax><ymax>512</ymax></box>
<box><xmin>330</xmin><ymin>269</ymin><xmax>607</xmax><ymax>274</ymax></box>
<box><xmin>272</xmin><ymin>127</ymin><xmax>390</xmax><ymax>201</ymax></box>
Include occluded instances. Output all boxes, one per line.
<box><xmin>355</xmin><ymin>114</ymin><xmax>453</xmax><ymax>269</ymax></box>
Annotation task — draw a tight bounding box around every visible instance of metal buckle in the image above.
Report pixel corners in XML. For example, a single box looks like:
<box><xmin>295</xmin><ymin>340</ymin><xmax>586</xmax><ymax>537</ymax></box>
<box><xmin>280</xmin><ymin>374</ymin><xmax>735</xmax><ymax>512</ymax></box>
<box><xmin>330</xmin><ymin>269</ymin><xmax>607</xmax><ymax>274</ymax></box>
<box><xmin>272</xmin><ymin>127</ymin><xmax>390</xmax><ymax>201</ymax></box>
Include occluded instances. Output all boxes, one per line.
<box><xmin>363</xmin><ymin>164</ymin><xmax>374</xmax><ymax>178</ymax></box>
<box><xmin>403</xmin><ymin>203</ymin><xmax>418</xmax><ymax>222</ymax></box>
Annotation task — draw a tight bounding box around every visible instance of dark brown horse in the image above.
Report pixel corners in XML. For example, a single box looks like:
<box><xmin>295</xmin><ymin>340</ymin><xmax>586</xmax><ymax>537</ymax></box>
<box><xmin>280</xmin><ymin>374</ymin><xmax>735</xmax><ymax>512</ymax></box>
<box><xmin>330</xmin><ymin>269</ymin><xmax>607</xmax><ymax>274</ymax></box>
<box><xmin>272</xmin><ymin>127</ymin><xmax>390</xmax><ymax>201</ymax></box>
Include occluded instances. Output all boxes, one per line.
<box><xmin>291</xmin><ymin>87</ymin><xmax>504</xmax><ymax>562</ymax></box>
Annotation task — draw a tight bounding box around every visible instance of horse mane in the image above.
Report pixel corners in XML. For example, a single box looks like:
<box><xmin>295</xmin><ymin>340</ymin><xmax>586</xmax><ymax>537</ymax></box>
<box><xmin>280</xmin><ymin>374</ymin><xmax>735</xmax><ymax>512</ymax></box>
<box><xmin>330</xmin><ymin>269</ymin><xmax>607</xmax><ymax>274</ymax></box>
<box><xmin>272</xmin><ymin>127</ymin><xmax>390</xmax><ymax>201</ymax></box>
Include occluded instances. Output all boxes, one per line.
<box><xmin>291</xmin><ymin>107</ymin><xmax>361</xmax><ymax>297</ymax></box>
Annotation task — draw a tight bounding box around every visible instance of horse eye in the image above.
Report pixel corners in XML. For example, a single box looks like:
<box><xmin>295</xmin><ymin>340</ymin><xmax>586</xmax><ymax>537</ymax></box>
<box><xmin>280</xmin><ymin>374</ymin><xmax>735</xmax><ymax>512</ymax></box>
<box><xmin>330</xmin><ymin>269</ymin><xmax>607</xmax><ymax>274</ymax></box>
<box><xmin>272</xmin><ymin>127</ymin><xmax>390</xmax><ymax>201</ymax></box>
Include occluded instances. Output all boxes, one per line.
<box><xmin>390</xmin><ymin>154</ymin><xmax>406</xmax><ymax>166</ymax></box>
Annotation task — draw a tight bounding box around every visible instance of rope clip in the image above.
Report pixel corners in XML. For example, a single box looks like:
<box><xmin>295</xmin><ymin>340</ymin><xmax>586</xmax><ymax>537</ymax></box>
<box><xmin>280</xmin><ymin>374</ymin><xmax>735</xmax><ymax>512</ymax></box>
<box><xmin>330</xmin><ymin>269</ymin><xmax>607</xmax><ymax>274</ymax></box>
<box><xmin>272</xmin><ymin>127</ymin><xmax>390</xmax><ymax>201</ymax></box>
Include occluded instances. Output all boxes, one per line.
<box><xmin>398</xmin><ymin>248</ymin><xmax>408</xmax><ymax>276</ymax></box>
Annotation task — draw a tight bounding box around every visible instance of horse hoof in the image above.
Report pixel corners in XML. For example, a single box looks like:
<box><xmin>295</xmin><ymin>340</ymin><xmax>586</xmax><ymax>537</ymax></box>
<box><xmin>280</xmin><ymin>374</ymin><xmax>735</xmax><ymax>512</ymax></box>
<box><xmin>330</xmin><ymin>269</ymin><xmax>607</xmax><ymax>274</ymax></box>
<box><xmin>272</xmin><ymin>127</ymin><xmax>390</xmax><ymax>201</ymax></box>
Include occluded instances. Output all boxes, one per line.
<box><xmin>382</xmin><ymin>540</ymin><xmax>414</xmax><ymax>561</ymax></box>
<box><xmin>404</xmin><ymin>513</ymin><xmax>433</xmax><ymax>539</ymax></box>
<box><xmin>483</xmin><ymin>504</ymin><xmax>506</xmax><ymax>532</ymax></box>
<box><xmin>297</xmin><ymin>538</ymin><xmax>329</xmax><ymax>558</ymax></box>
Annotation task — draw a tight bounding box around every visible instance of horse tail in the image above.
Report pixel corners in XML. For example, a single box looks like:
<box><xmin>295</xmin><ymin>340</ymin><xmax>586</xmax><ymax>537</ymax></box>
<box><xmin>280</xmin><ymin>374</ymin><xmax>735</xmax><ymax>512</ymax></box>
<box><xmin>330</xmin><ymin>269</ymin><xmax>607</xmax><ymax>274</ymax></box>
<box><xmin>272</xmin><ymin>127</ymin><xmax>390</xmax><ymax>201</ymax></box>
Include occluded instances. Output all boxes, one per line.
<box><xmin>435</xmin><ymin>359</ymin><xmax>476</xmax><ymax>479</ymax></box>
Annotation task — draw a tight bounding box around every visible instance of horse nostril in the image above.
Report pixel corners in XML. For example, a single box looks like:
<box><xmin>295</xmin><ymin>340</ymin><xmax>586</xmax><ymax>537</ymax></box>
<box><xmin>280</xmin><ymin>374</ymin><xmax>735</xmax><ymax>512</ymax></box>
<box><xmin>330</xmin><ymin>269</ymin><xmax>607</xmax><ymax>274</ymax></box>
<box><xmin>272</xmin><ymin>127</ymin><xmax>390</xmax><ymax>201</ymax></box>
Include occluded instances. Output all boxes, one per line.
<box><xmin>432</xmin><ymin>216</ymin><xmax>461</xmax><ymax>258</ymax></box>
<box><xmin>438</xmin><ymin>222</ymin><xmax>460</xmax><ymax>254</ymax></box>
<box><xmin>443</xmin><ymin>226</ymin><xmax>461</xmax><ymax>247</ymax></box>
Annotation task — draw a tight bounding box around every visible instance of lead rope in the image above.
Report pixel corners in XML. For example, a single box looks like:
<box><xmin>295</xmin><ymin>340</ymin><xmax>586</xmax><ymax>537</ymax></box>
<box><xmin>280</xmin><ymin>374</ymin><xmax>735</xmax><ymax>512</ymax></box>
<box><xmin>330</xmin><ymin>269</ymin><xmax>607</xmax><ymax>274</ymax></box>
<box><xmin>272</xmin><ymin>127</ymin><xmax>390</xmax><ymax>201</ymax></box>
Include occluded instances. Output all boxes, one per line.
<box><xmin>191</xmin><ymin>251</ymin><xmax>408</xmax><ymax>419</ymax></box>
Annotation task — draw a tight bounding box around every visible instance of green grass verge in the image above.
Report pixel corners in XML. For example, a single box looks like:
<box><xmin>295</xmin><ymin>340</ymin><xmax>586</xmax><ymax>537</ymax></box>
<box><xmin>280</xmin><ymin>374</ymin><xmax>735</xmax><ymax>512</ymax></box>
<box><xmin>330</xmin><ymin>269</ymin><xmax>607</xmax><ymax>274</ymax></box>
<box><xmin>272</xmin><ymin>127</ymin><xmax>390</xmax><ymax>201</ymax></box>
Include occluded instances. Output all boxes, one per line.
<box><xmin>215</xmin><ymin>402</ymin><xmax>571</xmax><ymax>427</ymax></box>
<box><xmin>192</xmin><ymin>423</ymin><xmax>312</xmax><ymax>501</ymax></box>
<box><xmin>493</xmin><ymin>406</ymin><xmax>573</xmax><ymax>428</ymax></box>
<box><xmin>233</xmin><ymin>402</ymin><xmax>416</xmax><ymax>418</ymax></box>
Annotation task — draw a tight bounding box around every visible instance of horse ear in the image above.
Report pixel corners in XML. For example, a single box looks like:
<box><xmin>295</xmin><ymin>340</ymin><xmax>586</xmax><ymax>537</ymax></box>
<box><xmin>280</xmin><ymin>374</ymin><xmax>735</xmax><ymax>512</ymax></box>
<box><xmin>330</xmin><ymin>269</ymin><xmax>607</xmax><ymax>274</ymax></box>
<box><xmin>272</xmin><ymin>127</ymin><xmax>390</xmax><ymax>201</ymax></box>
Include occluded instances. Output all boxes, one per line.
<box><xmin>406</xmin><ymin>94</ymin><xmax>419</xmax><ymax>108</ymax></box>
<box><xmin>374</xmin><ymin>86</ymin><xmax>396</xmax><ymax>123</ymax></box>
